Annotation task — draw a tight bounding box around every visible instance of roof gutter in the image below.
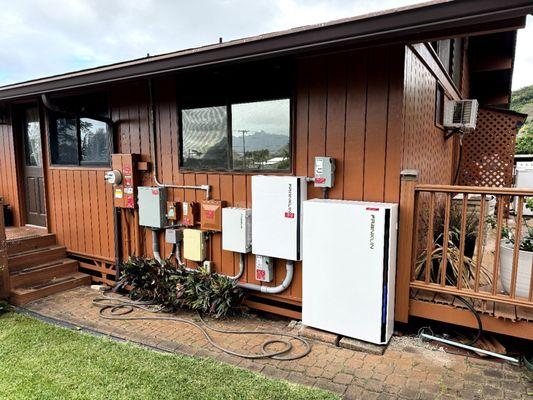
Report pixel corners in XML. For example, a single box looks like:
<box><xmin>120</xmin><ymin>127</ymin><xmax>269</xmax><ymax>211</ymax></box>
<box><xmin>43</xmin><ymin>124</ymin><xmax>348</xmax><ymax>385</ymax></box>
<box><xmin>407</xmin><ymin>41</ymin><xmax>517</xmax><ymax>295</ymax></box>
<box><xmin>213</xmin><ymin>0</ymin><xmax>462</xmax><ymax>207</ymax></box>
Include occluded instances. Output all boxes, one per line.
<box><xmin>0</xmin><ymin>0</ymin><xmax>532</xmax><ymax>101</ymax></box>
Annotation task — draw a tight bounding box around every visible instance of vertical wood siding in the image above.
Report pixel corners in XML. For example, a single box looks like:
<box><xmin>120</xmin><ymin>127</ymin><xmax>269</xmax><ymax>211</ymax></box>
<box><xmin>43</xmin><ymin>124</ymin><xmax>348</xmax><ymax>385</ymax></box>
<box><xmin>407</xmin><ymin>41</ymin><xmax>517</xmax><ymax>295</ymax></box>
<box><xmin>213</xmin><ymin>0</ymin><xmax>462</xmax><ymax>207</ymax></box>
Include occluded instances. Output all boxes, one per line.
<box><xmin>46</xmin><ymin>168</ymin><xmax>115</xmax><ymax>262</ymax></box>
<box><xmin>102</xmin><ymin>44</ymin><xmax>404</xmax><ymax>305</ymax></box>
<box><xmin>2</xmin><ymin>44</ymin><xmax>407</xmax><ymax>306</ymax></box>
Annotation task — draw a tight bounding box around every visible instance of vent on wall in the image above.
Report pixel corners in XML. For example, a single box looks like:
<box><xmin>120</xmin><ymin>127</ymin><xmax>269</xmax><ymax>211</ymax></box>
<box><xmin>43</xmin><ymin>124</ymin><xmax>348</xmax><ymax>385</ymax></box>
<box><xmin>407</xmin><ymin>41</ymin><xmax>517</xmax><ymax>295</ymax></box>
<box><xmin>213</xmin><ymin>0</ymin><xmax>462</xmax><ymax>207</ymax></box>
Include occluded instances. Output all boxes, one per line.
<box><xmin>444</xmin><ymin>99</ymin><xmax>479</xmax><ymax>130</ymax></box>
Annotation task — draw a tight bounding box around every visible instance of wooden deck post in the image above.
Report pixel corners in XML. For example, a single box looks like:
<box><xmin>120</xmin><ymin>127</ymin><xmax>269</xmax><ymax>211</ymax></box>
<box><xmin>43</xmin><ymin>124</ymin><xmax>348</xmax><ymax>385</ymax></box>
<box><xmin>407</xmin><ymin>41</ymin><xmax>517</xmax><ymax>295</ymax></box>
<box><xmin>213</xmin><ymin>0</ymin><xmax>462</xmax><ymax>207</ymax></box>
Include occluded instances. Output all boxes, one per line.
<box><xmin>395</xmin><ymin>170</ymin><xmax>418</xmax><ymax>323</ymax></box>
<box><xmin>0</xmin><ymin>197</ymin><xmax>9</xmax><ymax>300</ymax></box>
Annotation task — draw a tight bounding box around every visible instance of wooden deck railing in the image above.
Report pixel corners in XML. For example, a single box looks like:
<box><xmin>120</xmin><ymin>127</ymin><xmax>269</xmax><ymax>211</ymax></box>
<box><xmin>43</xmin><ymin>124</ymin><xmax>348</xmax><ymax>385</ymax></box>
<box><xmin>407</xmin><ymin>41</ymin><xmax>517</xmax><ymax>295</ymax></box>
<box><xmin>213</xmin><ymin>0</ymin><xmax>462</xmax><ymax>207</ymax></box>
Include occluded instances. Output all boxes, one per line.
<box><xmin>0</xmin><ymin>197</ymin><xmax>9</xmax><ymax>299</ymax></box>
<box><xmin>407</xmin><ymin>184</ymin><xmax>533</xmax><ymax>312</ymax></box>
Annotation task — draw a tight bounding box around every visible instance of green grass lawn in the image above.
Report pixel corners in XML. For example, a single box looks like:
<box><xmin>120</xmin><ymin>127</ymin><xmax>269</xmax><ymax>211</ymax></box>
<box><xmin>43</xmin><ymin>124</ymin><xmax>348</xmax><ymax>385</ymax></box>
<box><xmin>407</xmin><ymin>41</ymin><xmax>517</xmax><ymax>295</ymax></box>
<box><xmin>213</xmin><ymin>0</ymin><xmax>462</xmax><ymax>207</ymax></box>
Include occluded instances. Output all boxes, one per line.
<box><xmin>0</xmin><ymin>312</ymin><xmax>337</xmax><ymax>400</ymax></box>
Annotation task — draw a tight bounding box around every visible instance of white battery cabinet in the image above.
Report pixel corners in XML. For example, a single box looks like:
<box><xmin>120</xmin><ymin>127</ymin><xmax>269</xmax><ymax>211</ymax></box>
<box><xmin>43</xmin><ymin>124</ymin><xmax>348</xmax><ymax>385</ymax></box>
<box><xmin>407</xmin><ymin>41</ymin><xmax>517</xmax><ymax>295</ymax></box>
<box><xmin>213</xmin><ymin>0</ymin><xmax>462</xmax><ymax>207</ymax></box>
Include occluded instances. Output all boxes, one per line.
<box><xmin>252</xmin><ymin>176</ymin><xmax>307</xmax><ymax>261</ymax></box>
<box><xmin>222</xmin><ymin>208</ymin><xmax>252</xmax><ymax>253</ymax></box>
<box><xmin>302</xmin><ymin>199</ymin><xmax>398</xmax><ymax>345</ymax></box>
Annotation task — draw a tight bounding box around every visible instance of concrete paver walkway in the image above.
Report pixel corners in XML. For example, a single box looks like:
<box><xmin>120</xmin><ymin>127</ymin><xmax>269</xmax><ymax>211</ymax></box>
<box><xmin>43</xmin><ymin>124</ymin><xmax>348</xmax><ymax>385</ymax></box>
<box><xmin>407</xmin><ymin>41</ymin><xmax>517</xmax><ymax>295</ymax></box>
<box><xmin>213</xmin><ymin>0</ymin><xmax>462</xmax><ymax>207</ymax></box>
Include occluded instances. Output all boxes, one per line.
<box><xmin>23</xmin><ymin>287</ymin><xmax>531</xmax><ymax>399</ymax></box>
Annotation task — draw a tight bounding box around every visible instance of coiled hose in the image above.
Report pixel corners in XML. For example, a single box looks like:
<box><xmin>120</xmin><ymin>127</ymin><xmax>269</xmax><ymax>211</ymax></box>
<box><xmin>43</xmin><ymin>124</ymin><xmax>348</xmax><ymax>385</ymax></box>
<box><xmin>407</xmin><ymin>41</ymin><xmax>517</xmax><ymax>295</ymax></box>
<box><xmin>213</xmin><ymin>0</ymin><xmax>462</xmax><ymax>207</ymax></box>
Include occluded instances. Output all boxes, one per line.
<box><xmin>92</xmin><ymin>290</ymin><xmax>311</xmax><ymax>361</ymax></box>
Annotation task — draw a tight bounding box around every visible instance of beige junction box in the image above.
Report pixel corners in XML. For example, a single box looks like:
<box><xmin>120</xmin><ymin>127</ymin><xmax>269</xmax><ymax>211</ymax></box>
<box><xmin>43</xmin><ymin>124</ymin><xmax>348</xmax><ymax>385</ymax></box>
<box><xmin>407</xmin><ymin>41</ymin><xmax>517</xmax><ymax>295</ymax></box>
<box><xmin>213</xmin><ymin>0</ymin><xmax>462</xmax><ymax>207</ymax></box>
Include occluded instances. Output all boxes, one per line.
<box><xmin>183</xmin><ymin>229</ymin><xmax>207</xmax><ymax>262</ymax></box>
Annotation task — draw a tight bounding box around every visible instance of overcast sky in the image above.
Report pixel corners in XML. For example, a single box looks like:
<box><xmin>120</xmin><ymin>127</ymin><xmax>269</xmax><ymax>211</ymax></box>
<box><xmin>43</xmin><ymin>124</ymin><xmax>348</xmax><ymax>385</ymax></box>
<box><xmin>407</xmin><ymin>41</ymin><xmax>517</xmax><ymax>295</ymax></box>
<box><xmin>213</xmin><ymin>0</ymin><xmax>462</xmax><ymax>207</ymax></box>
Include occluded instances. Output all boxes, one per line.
<box><xmin>0</xmin><ymin>1</ymin><xmax>531</xmax><ymax>90</ymax></box>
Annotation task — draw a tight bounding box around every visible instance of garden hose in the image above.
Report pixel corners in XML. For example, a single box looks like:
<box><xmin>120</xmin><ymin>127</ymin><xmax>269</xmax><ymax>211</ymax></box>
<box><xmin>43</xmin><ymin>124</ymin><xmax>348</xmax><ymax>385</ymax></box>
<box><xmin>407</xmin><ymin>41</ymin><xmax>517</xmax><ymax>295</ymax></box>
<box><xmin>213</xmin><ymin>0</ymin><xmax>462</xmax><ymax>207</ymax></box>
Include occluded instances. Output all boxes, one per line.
<box><xmin>92</xmin><ymin>291</ymin><xmax>311</xmax><ymax>361</ymax></box>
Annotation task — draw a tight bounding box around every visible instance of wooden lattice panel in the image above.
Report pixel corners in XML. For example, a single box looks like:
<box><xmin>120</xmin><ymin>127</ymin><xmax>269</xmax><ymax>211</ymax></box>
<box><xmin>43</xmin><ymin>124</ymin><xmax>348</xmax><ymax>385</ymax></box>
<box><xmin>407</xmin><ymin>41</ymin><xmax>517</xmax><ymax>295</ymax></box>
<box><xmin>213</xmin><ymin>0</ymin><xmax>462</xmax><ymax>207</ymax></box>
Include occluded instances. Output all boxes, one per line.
<box><xmin>459</xmin><ymin>108</ymin><xmax>525</xmax><ymax>187</ymax></box>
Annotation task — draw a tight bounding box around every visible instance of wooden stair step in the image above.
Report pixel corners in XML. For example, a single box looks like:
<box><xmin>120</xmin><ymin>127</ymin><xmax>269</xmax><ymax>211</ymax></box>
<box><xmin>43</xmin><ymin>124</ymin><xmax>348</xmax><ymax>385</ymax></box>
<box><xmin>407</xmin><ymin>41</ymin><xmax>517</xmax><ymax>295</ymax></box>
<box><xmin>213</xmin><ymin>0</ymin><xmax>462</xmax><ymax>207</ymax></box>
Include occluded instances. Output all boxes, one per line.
<box><xmin>8</xmin><ymin>245</ymin><xmax>67</xmax><ymax>272</ymax></box>
<box><xmin>9</xmin><ymin>272</ymin><xmax>91</xmax><ymax>306</ymax></box>
<box><xmin>10</xmin><ymin>259</ymin><xmax>78</xmax><ymax>288</ymax></box>
<box><xmin>6</xmin><ymin>233</ymin><xmax>57</xmax><ymax>256</ymax></box>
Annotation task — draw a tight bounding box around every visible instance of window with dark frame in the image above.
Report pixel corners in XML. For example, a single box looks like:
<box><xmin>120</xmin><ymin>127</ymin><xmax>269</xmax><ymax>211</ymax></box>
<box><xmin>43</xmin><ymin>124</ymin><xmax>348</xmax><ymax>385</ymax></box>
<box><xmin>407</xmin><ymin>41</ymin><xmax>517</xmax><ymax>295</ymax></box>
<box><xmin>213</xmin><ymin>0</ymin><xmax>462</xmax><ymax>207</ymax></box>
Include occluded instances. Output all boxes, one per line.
<box><xmin>435</xmin><ymin>84</ymin><xmax>445</xmax><ymax>128</ymax></box>
<box><xmin>180</xmin><ymin>98</ymin><xmax>291</xmax><ymax>172</ymax></box>
<box><xmin>49</xmin><ymin>92</ymin><xmax>111</xmax><ymax>166</ymax></box>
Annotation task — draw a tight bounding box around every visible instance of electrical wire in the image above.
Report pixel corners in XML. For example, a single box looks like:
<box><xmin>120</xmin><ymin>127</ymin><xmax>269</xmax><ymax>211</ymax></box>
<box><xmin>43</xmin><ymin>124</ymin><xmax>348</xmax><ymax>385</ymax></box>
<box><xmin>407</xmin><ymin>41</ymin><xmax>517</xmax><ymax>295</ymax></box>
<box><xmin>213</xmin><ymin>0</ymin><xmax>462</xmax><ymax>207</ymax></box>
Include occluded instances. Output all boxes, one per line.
<box><xmin>418</xmin><ymin>295</ymin><xmax>482</xmax><ymax>347</ymax></box>
<box><xmin>452</xmin><ymin>295</ymin><xmax>482</xmax><ymax>345</ymax></box>
<box><xmin>92</xmin><ymin>290</ymin><xmax>311</xmax><ymax>361</ymax></box>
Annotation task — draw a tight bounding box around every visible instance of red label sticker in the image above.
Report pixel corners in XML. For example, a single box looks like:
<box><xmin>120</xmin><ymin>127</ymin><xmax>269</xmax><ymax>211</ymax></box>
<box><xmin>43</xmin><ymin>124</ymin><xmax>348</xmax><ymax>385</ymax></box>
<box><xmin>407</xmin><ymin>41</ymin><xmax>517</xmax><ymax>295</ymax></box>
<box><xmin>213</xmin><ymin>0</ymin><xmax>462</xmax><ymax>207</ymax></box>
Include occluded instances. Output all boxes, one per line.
<box><xmin>284</xmin><ymin>212</ymin><xmax>295</xmax><ymax>219</ymax></box>
<box><xmin>123</xmin><ymin>166</ymin><xmax>132</xmax><ymax>175</ymax></box>
<box><xmin>124</xmin><ymin>177</ymin><xmax>132</xmax><ymax>186</ymax></box>
<box><xmin>125</xmin><ymin>196</ymin><xmax>135</xmax><ymax>208</ymax></box>
<box><xmin>366</xmin><ymin>207</ymin><xmax>379</xmax><ymax>211</ymax></box>
<box><xmin>315</xmin><ymin>177</ymin><xmax>326</xmax><ymax>184</ymax></box>
<box><xmin>206</xmin><ymin>210</ymin><xmax>214</xmax><ymax>219</ymax></box>
<box><xmin>152</xmin><ymin>189</ymin><xmax>159</xmax><ymax>195</ymax></box>
<box><xmin>256</xmin><ymin>270</ymin><xmax>266</xmax><ymax>280</ymax></box>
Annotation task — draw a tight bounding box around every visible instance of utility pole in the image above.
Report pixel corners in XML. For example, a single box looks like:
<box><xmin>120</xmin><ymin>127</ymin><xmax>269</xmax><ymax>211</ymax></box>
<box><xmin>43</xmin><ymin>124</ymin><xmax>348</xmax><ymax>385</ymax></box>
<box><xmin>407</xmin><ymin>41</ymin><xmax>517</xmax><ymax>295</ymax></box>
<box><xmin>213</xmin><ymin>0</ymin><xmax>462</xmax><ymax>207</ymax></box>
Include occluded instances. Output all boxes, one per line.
<box><xmin>236</xmin><ymin>129</ymin><xmax>249</xmax><ymax>169</ymax></box>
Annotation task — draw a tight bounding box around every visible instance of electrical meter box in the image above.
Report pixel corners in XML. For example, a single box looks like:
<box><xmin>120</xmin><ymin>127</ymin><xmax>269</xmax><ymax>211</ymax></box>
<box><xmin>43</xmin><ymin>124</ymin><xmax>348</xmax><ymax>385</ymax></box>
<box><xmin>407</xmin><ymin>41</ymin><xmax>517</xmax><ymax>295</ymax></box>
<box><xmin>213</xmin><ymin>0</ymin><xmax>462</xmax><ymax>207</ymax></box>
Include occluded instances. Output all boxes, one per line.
<box><xmin>110</xmin><ymin>153</ymin><xmax>140</xmax><ymax>208</ymax></box>
<box><xmin>200</xmin><ymin>200</ymin><xmax>225</xmax><ymax>231</ymax></box>
<box><xmin>314</xmin><ymin>156</ymin><xmax>335</xmax><ymax>188</ymax></box>
<box><xmin>138</xmin><ymin>186</ymin><xmax>168</xmax><ymax>228</ymax></box>
<box><xmin>222</xmin><ymin>208</ymin><xmax>252</xmax><ymax>253</ymax></box>
<box><xmin>252</xmin><ymin>176</ymin><xmax>307</xmax><ymax>261</ymax></box>
<box><xmin>181</xmin><ymin>201</ymin><xmax>199</xmax><ymax>227</ymax></box>
<box><xmin>166</xmin><ymin>201</ymin><xmax>179</xmax><ymax>221</ymax></box>
<box><xmin>255</xmin><ymin>255</ymin><xmax>274</xmax><ymax>282</ymax></box>
<box><xmin>183</xmin><ymin>229</ymin><xmax>207</xmax><ymax>261</ymax></box>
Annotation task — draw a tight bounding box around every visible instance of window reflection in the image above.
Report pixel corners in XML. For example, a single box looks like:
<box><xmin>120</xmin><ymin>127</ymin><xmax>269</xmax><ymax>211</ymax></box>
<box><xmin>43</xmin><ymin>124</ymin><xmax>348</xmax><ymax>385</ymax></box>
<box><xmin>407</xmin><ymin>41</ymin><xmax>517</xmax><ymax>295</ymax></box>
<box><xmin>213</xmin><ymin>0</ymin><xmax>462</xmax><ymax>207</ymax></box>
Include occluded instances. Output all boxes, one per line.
<box><xmin>80</xmin><ymin>118</ymin><xmax>110</xmax><ymax>164</ymax></box>
<box><xmin>181</xmin><ymin>106</ymin><xmax>228</xmax><ymax>170</ymax></box>
<box><xmin>24</xmin><ymin>107</ymin><xmax>42</xmax><ymax>167</ymax></box>
<box><xmin>231</xmin><ymin>99</ymin><xmax>290</xmax><ymax>170</ymax></box>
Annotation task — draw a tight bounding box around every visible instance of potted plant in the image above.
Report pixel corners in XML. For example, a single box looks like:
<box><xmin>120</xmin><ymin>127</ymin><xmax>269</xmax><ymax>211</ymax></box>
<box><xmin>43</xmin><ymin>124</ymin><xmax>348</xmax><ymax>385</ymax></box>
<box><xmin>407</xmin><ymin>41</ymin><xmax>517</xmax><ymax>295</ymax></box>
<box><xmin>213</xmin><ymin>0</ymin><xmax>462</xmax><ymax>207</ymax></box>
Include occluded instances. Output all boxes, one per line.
<box><xmin>414</xmin><ymin>202</ymin><xmax>492</xmax><ymax>288</ymax></box>
<box><xmin>499</xmin><ymin>198</ymin><xmax>533</xmax><ymax>298</ymax></box>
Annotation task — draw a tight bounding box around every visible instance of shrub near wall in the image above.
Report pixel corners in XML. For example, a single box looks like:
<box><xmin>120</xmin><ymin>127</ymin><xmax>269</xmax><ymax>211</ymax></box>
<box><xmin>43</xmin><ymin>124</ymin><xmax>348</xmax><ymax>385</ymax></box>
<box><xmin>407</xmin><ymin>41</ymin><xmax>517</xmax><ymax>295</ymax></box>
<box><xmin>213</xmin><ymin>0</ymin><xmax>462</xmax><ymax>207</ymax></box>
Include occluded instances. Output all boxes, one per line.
<box><xmin>119</xmin><ymin>257</ymin><xmax>244</xmax><ymax>318</ymax></box>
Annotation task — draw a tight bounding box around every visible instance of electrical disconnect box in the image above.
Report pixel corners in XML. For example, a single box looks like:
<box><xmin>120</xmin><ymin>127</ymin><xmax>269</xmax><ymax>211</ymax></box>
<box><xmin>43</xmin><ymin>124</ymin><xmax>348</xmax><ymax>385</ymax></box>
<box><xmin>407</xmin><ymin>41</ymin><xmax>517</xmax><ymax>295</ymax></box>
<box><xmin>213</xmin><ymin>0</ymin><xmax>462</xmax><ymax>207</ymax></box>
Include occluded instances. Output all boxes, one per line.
<box><xmin>108</xmin><ymin>153</ymin><xmax>140</xmax><ymax>208</ymax></box>
<box><xmin>166</xmin><ymin>201</ymin><xmax>179</xmax><ymax>221</ymax></box>
<box><xmin>200</xmin><ymin>200</ymin><xmax>225</xmax><ymax>231</ymax></box>
<box><xmin>183</xmin><ymin>228</ymin><xmax>207</xmax><ymax>261</ymax></box>
<box><xmin>138</xmin><ymin>186</ymin><xmax>168</xmax><ymax>228</ymax></box>
<box><xmin>255</xmin><ymin>255</ymin><xmax>274</xmax><ymax>282</ymax></box>
<box><xmin>222</xmin><ymin>208</ymin><xmax>252</xmax><ymax>253</ymax></box>
<box><xmin>165</xmin><ymin>228</ymin><xmax>183</xmax><ymax>244</ymax></box>
<box><xmin>181</xmin><ymin>201</ymin><xmax>199</xmax><ymax>227</ymax></box>
<box><xmin>252</xmin><ymin>175</ymin><xmax>307</xmax><ymax>261</ymax></box>
<box><xmin>314</xmin><ymin>157</ymin><xmax>335</xmax><ymax>188</ymax></box>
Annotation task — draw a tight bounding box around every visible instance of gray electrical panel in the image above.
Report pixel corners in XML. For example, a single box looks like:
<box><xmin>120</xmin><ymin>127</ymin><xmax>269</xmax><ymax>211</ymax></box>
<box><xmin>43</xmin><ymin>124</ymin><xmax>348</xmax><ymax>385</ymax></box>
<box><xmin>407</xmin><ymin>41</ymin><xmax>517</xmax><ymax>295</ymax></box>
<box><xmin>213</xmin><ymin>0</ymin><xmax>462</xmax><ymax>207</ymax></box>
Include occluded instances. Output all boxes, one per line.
<box><xmin>138</xmin><ymin>186</ymin><xmax>168</xmax><ymax>228</ymax></box>
<box><xmin>314</xmin><ymin>157</ymin><xmax>335</xmax><ymax>188</ymax></box>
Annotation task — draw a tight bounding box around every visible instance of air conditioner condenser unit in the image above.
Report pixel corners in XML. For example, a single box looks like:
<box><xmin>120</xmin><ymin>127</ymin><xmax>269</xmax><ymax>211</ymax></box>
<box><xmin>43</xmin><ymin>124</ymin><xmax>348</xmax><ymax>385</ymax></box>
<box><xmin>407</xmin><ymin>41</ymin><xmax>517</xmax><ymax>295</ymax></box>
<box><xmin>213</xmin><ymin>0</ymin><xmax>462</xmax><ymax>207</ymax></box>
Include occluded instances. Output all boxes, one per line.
<box><xmin>302</xmin><ymin>199</ymin><xmax>398</xmax><ymax>345</ymax></box>
<box><xmin>444</xmin><ymin>99</ymin><xmax>478</xmax><ymax>130</ymax></box>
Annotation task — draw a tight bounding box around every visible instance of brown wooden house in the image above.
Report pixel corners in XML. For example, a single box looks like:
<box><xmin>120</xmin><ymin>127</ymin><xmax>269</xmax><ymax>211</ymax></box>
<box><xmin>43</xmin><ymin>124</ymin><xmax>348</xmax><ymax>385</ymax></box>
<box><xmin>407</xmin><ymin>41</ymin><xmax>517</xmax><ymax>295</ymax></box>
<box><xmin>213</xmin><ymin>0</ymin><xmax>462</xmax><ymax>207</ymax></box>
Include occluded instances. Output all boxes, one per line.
<box><xmin>1</xmin><ymin>0</ymin><xmax>532</xmax><ymax>339</ymax></box>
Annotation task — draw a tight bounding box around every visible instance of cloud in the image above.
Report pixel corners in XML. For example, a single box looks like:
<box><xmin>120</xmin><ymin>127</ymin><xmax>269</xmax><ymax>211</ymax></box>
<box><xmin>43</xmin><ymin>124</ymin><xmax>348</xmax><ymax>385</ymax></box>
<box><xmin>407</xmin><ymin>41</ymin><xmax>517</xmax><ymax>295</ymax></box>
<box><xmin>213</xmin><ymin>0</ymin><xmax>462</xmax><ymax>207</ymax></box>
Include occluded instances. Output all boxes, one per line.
<box><xmin>0</xmin><ymin>1</ymin><xmax>531</xmax><ymax>91</ymax></box>
<box><xmin>512</xmin><ymin>15</ymin><xmax>533</xmax><ymax>91</ymax></box>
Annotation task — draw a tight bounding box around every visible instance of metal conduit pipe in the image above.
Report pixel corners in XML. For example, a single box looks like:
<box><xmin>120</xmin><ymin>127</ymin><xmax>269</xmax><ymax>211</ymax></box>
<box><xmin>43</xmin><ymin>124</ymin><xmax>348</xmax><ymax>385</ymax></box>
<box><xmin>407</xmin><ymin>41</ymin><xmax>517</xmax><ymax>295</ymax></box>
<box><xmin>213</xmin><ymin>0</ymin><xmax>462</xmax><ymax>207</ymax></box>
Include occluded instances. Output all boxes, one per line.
<box><xmin>151</xmin><ymin>230</ymin><xmax>162</xmax><ymax>262</ymax></box>
<box><xmin>173</xmin><ymin>241</ymin><xmax>245</xmax><ymax>281</ymax></box>
<box><xmin>237</xmin><ymin>261</ymin><xmax>294</xmax><ymax>294</ymax></box>
<box><xmin>147</xmin><ymin>79</ymin><xmax>210</xmax><ymax>199</ymax></box>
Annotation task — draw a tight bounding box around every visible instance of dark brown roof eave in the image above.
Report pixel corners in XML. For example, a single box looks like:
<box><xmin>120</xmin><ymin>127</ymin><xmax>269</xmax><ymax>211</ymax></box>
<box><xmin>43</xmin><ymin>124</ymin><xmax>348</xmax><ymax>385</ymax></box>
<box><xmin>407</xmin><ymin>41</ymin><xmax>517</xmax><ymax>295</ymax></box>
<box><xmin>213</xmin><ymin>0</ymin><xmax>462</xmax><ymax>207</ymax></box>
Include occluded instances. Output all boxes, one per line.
<box><xmin>0</xmin><ymin>0</ymin><xmax>532</xmax><ymax>101</ymax></box>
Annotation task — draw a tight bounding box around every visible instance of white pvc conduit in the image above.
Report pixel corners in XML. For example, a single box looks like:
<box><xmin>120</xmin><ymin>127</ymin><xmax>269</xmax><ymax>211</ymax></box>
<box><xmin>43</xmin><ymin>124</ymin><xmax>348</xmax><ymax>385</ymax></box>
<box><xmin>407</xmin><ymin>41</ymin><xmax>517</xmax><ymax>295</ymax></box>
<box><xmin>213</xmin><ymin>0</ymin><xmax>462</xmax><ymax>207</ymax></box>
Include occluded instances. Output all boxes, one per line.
<box><xmin>237</xmin><ymin>261</ymin><xmax>294</xmax><ymax>294</ymax></box>
<box><xmin>153</xmin><ymin>228</ymin><xmax>292</xmax><ymax>294</ymax></box>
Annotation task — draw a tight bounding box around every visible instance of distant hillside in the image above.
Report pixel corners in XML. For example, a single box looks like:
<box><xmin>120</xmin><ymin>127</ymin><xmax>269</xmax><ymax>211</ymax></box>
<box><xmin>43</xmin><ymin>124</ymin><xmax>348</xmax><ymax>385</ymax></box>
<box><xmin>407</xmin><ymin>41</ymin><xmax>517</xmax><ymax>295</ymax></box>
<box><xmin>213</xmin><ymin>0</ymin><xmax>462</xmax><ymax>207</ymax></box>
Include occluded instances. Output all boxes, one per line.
<box><xmin>232</xmin><ymin>131</ymin><xmax>288</xmax><ymax>155</ymax></box>
<box><xmin>511</xmin><ymin>85</ymin><xmax>533</xmax><ymax>135</ymax></box>
<box><xmin>511</xmin><ymin>85</ymin><xmax>533</xmax><ymax>154</ymax></box>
